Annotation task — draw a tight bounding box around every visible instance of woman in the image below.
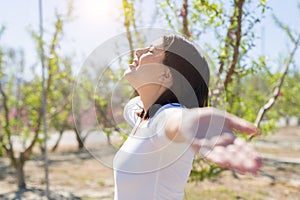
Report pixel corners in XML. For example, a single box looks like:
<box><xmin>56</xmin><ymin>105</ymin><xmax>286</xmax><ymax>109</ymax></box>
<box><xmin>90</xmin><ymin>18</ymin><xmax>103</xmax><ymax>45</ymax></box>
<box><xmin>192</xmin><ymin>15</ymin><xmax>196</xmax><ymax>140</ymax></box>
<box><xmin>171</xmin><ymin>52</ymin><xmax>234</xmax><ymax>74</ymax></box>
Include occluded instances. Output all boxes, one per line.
<box><xmin>113</xmin><ymin>34</ymin><xmax>261</xmax><ymax>200</ymax></box>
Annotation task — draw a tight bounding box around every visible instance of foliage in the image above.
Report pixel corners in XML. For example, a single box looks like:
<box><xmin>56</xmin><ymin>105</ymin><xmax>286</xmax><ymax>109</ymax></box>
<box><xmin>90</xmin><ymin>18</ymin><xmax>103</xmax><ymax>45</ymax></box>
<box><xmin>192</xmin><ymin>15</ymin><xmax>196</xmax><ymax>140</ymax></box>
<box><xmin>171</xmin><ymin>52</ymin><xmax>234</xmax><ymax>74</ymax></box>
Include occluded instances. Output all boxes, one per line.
<box><xmin>0</xmin><ymin>0</ymin><xmax>299</xmax><ymax>190</ymax></box>
<box><xmin>0</xmin><ymin>4</ymin><xmax>74</xmax><ymax>189</ymax></box>
<box><xmin>189</xmin><ymin>155</ymin><xmax>224</xmax><ymax>182</ymax></box>
<box><xmin>154</xmin><ymin>0</ymin><xmax>300</xmax><ymax>182</ymax></box>
<box><xmin>267</xmin><ymin>66</ymin><xmax>300</xmax><ymax>125</ymax></box>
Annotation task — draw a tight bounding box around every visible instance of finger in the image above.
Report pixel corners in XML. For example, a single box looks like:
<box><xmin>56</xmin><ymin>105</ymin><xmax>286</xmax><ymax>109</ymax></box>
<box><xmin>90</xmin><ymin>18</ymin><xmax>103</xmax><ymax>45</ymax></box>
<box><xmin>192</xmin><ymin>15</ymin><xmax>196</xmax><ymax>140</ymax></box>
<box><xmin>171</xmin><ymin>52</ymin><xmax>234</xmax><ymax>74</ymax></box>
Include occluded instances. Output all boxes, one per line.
<box><xmin>205</xmin><ymin>146</ymin><xmax>227</xmax><ymax>166</ymax></box>
<box><xmin>229</xmin><ymin>142</ymin><xmax>262</xmax><ymax>175</ymax></box>
<box><xmin>226</xmin><ymin>113</ymin><xmax>260</xmax><ymax>136</ymax></box>
<box><xmin>194</xmin><ymin>132</ymin><xmax>235</xmax><ymax>151</ymax></box>
<box><xmin>213</xmin><ymin>132</ymin><xmax>236</xmax><ymax>146</ymax></box>
<box><xmin>221</xmin><ymin>143</ymin><xmax>250</xmax><ymax>173</ymax></box>
<box><xmin>191</xmin><ymin>138</ymin><xmax>227</xmax><ymax>160</ymax></box>
<box><xmin>192</xmin><ymin>137</ymin><xmax>262</xmax><ymax>175</ymax></box>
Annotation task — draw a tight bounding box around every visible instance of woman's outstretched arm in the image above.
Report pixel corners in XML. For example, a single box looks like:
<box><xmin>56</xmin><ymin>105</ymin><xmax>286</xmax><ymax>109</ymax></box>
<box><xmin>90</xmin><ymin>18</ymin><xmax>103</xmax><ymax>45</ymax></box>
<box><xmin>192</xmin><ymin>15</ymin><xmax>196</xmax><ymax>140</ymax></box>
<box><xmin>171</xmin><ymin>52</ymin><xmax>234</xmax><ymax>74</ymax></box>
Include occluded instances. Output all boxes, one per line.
<box><xmin>163</xmin><ymin>107</ymin><xmax>262</xmax><ymax>175</ymax></box>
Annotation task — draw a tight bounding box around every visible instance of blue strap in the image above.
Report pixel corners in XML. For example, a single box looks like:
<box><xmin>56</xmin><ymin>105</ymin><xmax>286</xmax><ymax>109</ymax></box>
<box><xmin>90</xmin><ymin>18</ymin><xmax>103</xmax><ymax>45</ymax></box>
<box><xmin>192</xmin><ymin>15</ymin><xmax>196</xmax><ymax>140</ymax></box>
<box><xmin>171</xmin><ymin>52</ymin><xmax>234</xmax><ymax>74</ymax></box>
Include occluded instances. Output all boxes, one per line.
<box><xmin>148</xmin><ymin>103</ymin><xmax>184</xmax><ymax>127</ymax></box>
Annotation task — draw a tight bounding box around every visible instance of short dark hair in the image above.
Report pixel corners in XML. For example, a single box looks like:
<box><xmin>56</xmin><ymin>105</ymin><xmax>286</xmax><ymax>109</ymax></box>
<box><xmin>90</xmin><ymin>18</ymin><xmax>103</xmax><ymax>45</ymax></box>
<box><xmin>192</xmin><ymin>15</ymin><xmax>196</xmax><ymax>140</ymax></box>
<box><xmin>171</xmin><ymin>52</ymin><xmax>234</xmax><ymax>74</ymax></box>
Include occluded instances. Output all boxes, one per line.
<box><xmin>140</xmin><ymin>34</ymin><xmax>210</xmax><ymax>119</ymax></box>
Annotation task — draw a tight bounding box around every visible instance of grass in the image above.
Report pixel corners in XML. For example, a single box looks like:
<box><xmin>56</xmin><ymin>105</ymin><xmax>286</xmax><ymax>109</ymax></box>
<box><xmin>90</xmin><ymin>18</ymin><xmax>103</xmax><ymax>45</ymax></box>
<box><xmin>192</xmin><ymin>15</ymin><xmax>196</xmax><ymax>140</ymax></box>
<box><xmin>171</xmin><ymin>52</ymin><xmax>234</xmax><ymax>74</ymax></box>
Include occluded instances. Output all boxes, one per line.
<box><xmin>97</xmin><ymin>181</ymin><xmax>106</xmax><ymax>187</ymax></box>
<box><xmin>255</xmin><ymin>190</ymin><xmax>270</xmax><ymax>196</ymax></box>
<box><xmin>81</xmin><ymin>197</ymin><xmax>99</xmax><ymax>200</ymax></box>
<box><xmin>184</xmin><ymin>182</ymin><xmax>270</xmax><ymax>200</ymax></box>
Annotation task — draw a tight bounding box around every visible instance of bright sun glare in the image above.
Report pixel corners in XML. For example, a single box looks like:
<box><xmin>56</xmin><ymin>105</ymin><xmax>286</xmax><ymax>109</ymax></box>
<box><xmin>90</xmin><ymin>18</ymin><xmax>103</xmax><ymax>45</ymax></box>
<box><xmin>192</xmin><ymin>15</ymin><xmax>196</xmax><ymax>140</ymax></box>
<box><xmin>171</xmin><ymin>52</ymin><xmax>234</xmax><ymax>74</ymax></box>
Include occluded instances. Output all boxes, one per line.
<box><xmin>81</xmin><ymin>0</ymin><xmax>116</xmax><ymax>22</ymax></box>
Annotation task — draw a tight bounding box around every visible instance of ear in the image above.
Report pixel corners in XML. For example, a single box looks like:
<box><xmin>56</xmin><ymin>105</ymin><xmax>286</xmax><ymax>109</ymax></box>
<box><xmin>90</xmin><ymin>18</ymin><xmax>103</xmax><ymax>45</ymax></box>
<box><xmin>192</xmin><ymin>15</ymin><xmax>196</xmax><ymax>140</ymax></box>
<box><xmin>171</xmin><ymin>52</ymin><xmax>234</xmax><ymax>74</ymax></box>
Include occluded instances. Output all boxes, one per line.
<box><xmin>159</xmin><ymin>68</ymin><xmax>173</xmax><ymax>87</ymax></box>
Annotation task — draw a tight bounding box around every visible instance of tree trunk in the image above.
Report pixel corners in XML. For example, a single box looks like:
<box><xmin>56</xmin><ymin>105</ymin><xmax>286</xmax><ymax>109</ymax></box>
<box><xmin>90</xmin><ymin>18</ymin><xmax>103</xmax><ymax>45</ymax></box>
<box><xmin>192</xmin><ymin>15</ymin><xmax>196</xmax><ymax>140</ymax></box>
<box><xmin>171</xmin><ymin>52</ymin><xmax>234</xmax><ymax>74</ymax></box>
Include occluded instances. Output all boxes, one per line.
<box><xmin>52</xmin><ymin>130</ymin><xmax>64</xmax><ymax>152</ymax></box>
<box><xmin>285</xmin><ymin>116</ymin><xmax>289</xmax><ymax>127</ymax></box>
<box><xmin>74</xmin><ymin>129</ymin><xmax>84</xmax><ymax>150</ymax></box>
<box><xmin>106</xmin><ymin>132</ymin><xmax>111</xmax><ymax>146</ymax></box>
<box><xmin>15</xmin><ymin>154</ymin><xmax>26</xmax><ymax>190</ymax></box>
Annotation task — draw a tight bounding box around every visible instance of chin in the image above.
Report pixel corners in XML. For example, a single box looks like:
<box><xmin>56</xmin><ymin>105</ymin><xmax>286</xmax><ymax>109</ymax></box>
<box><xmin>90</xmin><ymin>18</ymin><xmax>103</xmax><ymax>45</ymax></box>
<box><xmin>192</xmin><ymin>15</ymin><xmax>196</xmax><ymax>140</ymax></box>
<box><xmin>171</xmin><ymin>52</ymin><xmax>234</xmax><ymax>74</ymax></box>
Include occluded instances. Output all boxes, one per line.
<box><xmin>123</xmin><ymin>71</ymin><xmax>135</xmax><ymax>86</ymax></box>
<box><xmin>124</xmin><ymin>68</ymin><xmax>132</xmax><ymax>76</ymax></box>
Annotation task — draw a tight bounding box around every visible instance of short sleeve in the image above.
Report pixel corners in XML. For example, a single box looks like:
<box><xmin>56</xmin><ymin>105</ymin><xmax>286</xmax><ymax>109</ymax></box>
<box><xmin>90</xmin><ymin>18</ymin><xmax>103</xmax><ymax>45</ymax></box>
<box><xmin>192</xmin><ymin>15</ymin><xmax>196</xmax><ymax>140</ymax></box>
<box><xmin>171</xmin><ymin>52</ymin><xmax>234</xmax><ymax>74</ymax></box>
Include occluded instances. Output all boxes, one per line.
<box><xmin>123</xmin><ymin>96</ymin><xmax>143</xmax><ymax>127</ymax></box>
<box><xmin>148</xmin><ymin>103</ymin><xmax>185</xmax><ymax>148</ymax></box>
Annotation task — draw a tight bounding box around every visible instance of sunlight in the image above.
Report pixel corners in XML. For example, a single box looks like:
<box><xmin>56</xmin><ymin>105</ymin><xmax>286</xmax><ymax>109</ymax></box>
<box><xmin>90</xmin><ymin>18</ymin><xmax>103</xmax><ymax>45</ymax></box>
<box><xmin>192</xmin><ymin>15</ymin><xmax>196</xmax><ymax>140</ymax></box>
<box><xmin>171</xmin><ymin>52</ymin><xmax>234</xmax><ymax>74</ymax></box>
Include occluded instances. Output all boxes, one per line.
<box><xmin>80</xmin><ymin>0</ymin><xmax>116</xmax><ymax>22</ymax></box>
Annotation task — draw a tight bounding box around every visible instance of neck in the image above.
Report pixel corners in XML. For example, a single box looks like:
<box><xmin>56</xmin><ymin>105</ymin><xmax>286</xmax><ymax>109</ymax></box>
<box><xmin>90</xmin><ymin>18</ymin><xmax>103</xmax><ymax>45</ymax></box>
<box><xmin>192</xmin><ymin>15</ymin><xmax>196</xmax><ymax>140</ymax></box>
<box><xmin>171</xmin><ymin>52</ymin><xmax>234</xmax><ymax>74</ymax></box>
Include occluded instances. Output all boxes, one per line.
<box><xmin>137</xmin><ymin>85</ymin><xmax>165</xmax><ymax>113</ymax></box>
<box><xmin>140</xmin><ymin>95</ymin><xmax>157</xmax><ymax>113</ymax></box>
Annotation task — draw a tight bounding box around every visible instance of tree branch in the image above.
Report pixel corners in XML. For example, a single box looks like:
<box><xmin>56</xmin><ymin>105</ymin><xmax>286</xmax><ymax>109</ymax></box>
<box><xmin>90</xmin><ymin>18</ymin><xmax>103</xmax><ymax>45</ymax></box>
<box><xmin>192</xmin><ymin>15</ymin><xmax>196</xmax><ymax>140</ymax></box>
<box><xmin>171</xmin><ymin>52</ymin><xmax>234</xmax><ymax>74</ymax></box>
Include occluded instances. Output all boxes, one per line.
<box><xmin>122</xmin><ymin>0</ymin><xmax>135</xmax><ymax>62</ymax></box>
<box><xmin>24</xmin><ymin>16</ymin><xmax>64</xmax><ymax>159</ymax></box>
<box><xmin>0</xmin><ymin>80</ymin><xmax>16</xmax><ymax>164</ymax></box>
<box><xmin>224</xmin><ymin>0</ymin><xmax>245</xmax><ymax>88</ymax></box>
<box><xmin>181</xmin><ymin>0</ymin><xmax>191</xmax><ymax>38</ymax></box>
<box><xmin>254</xmin><ymin>34</ymin><xmax>300</xmax><ymax>128</ymax></box>
<box><xmin>47</xmin><ymin>16</ymin><xmax>63</xmax><ymax>93</ymax></box>
<box><xmin>218</xmin><ymin>5</ymin><xmax>236</xmax><ymax>75</ymax></box>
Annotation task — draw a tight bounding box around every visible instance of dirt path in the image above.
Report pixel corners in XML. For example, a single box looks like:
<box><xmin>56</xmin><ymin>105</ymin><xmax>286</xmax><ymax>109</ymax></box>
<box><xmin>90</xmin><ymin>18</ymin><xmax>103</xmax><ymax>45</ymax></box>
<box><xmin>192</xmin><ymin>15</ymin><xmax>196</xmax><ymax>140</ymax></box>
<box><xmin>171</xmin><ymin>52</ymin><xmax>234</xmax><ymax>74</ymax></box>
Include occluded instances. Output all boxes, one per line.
<box><xmin>0</xmin><ymin>126</ymin><xmax>300</xmax><ymax>199</ymax></box>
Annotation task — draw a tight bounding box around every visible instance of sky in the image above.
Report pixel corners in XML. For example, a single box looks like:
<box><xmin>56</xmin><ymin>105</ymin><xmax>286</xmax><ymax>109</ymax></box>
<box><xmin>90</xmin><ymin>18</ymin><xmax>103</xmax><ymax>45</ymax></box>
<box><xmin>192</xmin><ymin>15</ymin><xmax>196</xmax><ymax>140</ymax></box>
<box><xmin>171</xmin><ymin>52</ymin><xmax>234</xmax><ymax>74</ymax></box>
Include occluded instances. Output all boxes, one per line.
<box><xmin>0</xmin><ymin>0</ymin><xmax>299</xmax><ymax>77</ymax></box>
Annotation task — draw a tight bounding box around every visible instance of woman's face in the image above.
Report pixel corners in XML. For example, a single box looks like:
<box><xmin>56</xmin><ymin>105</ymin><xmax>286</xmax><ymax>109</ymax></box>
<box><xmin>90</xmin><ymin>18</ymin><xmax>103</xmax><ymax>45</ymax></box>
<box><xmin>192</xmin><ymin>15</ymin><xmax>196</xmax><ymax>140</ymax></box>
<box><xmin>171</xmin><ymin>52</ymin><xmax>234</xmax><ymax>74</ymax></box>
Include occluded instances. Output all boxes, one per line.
<box><xmin>124</xmin><ymin>43</ymin><xmax>171</xmax><ymax>90</ymax></box>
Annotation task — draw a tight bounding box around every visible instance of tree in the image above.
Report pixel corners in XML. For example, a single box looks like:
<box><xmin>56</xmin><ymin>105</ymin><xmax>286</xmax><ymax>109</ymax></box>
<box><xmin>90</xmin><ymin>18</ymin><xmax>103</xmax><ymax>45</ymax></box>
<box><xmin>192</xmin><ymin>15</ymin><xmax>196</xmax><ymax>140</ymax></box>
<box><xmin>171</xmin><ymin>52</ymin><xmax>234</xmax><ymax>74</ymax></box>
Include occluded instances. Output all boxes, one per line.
<box><xmin>253</xmin><ymin>11</ymin><xmax>300</xmax><ymax>128</ymax></box>
<box><xmin>153</xmin><ymin>0</ymin><xmax>268</xmax><ymax>180</ymax></box>
<box><xmin>48</xmin><ymin>57</ymin><xmax>75</xmax><ymax>151</ymax></box>
<box><xmin>117</xmin><ymin>0</ymin><xmax>300</xmax><ymax>182</ymax></box>
<box><xmin>0</xmin><ymin>7</ymin><xmax>73</xmax><ymax>189</ymax></box>
<box><xmin>279</xmin><ymin>69</ymin><xmax>300</xmax><ymax>124</ymax></box>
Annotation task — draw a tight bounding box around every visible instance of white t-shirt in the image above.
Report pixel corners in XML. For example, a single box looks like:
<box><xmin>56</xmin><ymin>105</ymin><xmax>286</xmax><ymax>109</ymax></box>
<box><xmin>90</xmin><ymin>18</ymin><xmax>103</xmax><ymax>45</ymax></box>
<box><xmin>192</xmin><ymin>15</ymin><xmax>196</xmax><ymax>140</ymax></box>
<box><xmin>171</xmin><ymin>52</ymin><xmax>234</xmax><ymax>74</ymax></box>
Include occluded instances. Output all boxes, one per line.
<box><xmin>113</xmin><ymin>97</ymin><xmax>195</xmax><ymax>200</ymax></box>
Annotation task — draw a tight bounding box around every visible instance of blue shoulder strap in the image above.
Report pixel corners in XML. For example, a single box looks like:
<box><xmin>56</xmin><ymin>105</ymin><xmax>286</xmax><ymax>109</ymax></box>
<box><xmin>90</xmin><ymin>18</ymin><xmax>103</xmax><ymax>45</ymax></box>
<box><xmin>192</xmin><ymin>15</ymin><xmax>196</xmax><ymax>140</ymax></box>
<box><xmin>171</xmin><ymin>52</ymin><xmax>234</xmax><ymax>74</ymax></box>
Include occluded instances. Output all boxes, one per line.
<box><xmin>148</xmin><ymin>103</ymin><xmax>184</xmax><ymax>126</ymax></box>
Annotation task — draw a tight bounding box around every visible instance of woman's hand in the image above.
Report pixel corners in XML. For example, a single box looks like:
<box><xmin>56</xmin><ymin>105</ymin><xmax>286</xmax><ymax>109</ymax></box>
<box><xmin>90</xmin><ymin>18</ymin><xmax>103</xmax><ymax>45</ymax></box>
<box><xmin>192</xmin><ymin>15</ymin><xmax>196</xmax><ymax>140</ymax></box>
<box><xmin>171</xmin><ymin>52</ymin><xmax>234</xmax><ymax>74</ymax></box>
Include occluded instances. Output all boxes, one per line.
<box><xmin>192</xmin><ymin>133</ymin><xmax>262</xmax><ymax>175</ymax></box>
<box><xmin>166</xmin><ymin>107</ymin><xmax>262</xmax><ymax>175</ymax></box>
<box><xmin>190</xmin><ymin>108</ymin><xmax>262</xmax><ymax>175</ymax></box>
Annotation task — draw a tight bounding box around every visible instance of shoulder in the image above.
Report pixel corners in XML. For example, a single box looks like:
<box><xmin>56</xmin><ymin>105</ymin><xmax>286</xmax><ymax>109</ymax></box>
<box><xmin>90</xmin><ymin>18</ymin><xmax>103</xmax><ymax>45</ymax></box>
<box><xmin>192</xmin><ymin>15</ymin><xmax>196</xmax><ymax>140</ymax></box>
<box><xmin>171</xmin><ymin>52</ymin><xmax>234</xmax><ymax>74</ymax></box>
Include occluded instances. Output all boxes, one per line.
<box><xmin>148</xmin><ymin>103</ymin><xmax>185</xmax><ymax>126</ymax></box>
<box><xmin>148</xmin><ymin>103</ymin><xmax>192</xmax><ymax>143</ymax></box>
<box><xmin>124</xmin><ymin>96</ymin><xmax>143</xmax><ymax>111</ymax></box>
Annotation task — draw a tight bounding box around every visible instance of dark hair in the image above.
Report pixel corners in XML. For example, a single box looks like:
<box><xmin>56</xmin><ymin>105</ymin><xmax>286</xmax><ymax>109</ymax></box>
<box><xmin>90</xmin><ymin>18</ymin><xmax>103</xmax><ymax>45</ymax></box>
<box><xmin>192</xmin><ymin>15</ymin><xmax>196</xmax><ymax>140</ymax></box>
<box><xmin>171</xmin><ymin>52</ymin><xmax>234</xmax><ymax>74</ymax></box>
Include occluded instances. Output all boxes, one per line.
<box><xmin>140</xmin><ymin>34</ymin><xmax>210</xmax><ymax>119</ymax></box>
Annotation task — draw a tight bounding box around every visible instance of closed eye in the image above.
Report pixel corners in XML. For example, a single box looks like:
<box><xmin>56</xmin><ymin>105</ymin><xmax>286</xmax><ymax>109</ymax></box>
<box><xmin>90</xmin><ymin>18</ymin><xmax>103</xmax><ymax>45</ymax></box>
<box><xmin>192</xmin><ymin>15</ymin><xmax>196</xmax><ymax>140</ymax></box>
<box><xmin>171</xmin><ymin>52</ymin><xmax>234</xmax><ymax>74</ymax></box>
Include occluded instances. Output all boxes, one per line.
<box><xmin>148</xmin><ymin>46</ymin><xmax>155</xmax><ymax>53</ymax></box>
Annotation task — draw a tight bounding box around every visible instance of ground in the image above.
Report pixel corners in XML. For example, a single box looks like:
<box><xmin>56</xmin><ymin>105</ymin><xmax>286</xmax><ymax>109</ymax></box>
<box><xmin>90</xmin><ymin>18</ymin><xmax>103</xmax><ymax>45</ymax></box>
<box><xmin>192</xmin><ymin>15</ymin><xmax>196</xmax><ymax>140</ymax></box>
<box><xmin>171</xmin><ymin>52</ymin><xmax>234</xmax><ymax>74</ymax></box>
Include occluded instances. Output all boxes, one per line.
<box><xmin>0</xmin><ymin>126</ymin><xmax>300</xmax><ymax>200</ymax></box>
